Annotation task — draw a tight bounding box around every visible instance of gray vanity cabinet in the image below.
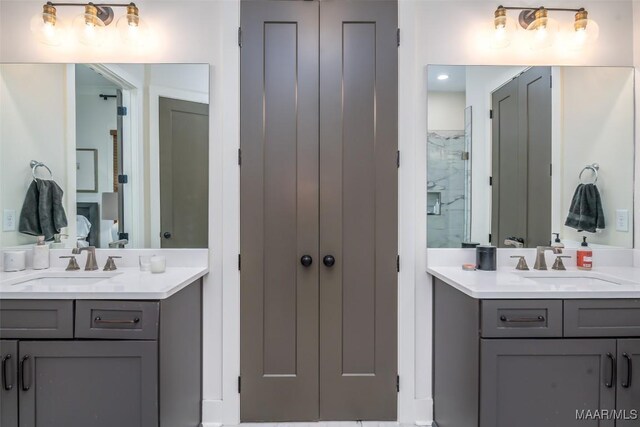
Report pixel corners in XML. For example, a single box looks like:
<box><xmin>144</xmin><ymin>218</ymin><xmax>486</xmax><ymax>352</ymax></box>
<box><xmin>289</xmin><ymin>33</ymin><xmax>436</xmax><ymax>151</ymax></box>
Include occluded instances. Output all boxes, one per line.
<box><xmin>480</xmin><ymin>339</ymin><xmax>616</xmax><ymax>427</ymax></box>
<box><xmin>18</xmin><ymin>341</ymin><xmax>158</xmax><ymax>427</ymax></box>
<box><xmin>433</xmin><ymin>278</ymin><xmax>640</xmax><ymax>427</ymax></box>
<box><xmin>0</xmin><ymin>279</ymin><xmax>202</xmax><ymax>427</ymax></box>
<box><xmin>1</xmin><ymin>340</ymin><xmax>18</xmax><ymax>427</ymax></box>
<box><xmin>617</xmin><ymin>340</ymin><xmax>640</xmax><ymax>426</ymax></box>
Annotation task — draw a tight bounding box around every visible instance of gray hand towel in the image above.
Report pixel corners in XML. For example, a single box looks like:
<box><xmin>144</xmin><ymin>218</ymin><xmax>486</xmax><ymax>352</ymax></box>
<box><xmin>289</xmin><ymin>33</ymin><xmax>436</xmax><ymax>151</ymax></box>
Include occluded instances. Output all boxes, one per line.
<box><xmin>564</xmin><ymin>183</ymin><xmax>605</xmax><ymax>233</ymax></box>
<box><xmin>18</xmin><ymin>179</ymin><xmax>69</xmax><ymax>241</ymax></box>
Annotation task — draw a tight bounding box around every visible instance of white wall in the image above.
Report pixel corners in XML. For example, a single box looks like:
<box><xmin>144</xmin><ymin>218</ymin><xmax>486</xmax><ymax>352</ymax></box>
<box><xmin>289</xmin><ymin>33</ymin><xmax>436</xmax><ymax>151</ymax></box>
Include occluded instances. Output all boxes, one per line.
<box><xmin>75</xmin><ymin>71</ymin><xmax>118</xmax><ymax>248</ymax></box>
<box><xmin>427</xmin><ymin>91</ymin><xmax>465</xmax><ymax>131</ymax></box>
<box><xmin>0</xmin><ymin>0</ymin><xmax>637</xmax><ymax>425</ymax></box>
<box><xmin>559</xmin><ymin>67</ymin><xmax>635</xmax><ymax>248</ymax></box>
<box><xmin>0</xmin><ymin>64</ymin><xmax>71</xmax><ymax>247</ymax></box>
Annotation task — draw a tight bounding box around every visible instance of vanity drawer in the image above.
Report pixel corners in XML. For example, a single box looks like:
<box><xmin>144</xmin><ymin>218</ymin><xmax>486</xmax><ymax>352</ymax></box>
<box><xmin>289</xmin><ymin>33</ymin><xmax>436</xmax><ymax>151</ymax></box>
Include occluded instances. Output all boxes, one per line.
<box><xmin>481</xmin><ymin>300</ymin><xmax>563</xmax><ymax>338</ymax></box>
<box><xmin>564</xmin><ymin>300</ymin><xmax>640</xmax><ymax>337</ymax></box>
<box><xmin>0</xmin><ymin>300</ymin><xmax>74</xmax><ymax>339</ymax></box>
<box><xmin>75</xmin><ymin>301</ymin><xmax>159</xmax><ymax>340</ymax></box>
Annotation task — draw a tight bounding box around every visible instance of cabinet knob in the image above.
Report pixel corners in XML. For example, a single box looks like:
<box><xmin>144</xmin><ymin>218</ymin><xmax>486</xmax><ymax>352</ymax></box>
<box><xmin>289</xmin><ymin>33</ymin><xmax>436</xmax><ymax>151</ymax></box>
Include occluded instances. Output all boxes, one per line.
<box><xmin>163</xmin><ymin>232</ymin><xmax>172</xmax><ymax>239</ymax></box>
<box><xmin>300</xmin><ymin>255</ymin><xmax>313</xmax><ymax>267</ymax></box>
<box><xmin>323</xmin><ymin>255</ymin><xmax>335</xmax><ymax>267</ymax></box>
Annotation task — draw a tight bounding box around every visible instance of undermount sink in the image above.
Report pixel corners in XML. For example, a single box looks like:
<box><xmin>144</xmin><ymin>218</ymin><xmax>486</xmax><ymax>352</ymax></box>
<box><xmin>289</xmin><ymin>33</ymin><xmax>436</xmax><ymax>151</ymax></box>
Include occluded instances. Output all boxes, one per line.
<box><xmin>521</xmin><ymin>274</ymin><xmax>622</xmax><ymax>287</ymax></box>
<box><xmin>10</xmin><ymin>272</ymin><xmax>120</xmax><ymax>288</ymax></box>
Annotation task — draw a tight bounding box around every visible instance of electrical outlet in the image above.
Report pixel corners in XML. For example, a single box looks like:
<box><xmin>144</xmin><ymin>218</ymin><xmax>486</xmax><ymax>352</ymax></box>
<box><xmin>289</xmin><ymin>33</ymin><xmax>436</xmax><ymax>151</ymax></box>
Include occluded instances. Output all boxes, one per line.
<box><xmin>616</xmin><ymin>209</ymin><xmax>629</xmax><ymax>232</ymax></box>
<box><xmin>3</xmin><ymin>209</ymin><xmax>16</xmax><ymax>231</ymax></box>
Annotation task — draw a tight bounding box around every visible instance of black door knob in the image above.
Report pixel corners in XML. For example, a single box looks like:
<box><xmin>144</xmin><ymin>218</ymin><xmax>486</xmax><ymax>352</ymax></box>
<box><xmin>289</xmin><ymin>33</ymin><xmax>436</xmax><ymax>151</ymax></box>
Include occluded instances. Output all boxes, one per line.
<box><xmin>323</xmin><ymin>255</ymin><xmax>335</xmax><ymax>267</ymax></box>
<box><xmin>300</xmin><ymin>255</ymin><xmax>313</xmax><ymax>267</ymax></box>
<box><xmin>163</xmin><ymin>232</ymin><xmax>172</xmax><ymax>239</ymax></box>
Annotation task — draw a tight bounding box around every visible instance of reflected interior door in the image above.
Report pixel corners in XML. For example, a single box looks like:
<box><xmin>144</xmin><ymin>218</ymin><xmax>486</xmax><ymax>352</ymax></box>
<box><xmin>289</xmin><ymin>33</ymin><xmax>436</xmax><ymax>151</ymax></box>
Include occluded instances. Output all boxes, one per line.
<box><xmin>491</xmin><ymin>67</ymin><xmax>552</xmax><ymax>247</ymax></box>
<box><xmin>159</xmin><ymin>97</ymin><xmax>209</xmax><ymax>248</ymax></box>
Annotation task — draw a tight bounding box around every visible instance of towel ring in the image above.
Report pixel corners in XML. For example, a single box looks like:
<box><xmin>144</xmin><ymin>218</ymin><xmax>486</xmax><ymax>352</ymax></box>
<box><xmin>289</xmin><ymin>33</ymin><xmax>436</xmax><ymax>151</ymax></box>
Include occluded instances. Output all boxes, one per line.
<box><xmin>30</xmin><ymin>160</ymin><xmax>53</xmax><ymax>181</ymax></box>
<box><xmin>579</xmin><ymin>163</ymin><xmax>599</xmax><ymax>184</ymax></box>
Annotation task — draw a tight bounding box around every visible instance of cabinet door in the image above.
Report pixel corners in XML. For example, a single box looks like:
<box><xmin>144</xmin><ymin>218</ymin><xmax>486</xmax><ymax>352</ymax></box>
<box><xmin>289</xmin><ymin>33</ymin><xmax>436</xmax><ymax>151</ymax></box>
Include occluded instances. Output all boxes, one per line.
<box><xmin>481</xmin><ymin>339</ymin><xmax>616</xmax><ymax>427</ymax></box>
<box><xmin>617</xmin><ymin>339</ymin><xmax>640</xmax><ymax>426</ymax></box>
<box><xmin>18</xmin><ymin>341</ymin><xmax>157</xmax><ymax>427</ymax></box>
<box><xmin>0</xmin><ymin>340</ymin><xmax>18</xmax><ymax>427</ymax></box>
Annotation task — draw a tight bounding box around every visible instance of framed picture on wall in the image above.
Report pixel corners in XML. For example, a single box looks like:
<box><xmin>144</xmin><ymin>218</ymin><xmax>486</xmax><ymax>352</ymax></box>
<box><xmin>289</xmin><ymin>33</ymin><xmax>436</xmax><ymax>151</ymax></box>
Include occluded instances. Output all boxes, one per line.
<box><xmin>77</xmin><ymin>148</ymin><xmax>98</xmax><ymax>193</ymax></box>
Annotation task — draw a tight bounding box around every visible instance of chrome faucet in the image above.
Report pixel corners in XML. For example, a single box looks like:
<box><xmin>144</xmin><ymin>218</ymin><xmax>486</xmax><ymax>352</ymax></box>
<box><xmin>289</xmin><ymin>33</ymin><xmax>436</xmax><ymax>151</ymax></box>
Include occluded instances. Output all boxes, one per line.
<box><xmin>534</xmin><ymin>246</ymin><xmax>563</xmax><ymax>271</ymax></box>
<box><xmin>72</xmin><ymin>246</ymin><xmax>99</xmax><ymax>271</ymax></box>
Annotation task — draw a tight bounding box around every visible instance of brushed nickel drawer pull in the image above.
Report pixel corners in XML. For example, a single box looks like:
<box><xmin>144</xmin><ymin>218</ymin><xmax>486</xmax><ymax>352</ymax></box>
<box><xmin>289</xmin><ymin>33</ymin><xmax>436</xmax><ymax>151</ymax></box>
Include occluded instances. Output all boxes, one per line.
<box><xmin>94</xmin><ymin>316</ymin><xmax>140</xmax><ymax>325</ymax></box>
<box><xmin>499</xmin><ymin>315</ymin><xmax>545</xmax><ymax>323</ymax></box>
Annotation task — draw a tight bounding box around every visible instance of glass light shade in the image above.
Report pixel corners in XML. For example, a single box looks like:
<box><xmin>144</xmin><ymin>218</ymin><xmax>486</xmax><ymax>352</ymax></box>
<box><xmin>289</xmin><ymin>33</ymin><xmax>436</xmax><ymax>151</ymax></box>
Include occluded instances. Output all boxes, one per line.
<box><xmin>492</xmin><ymin>15</ymin><xmax>517</xmax><ymax>49</ymax></box>
<box><xmin>72</xmin><ymin>12</ymin><xmax>106</xmax><ymax>46</ymax></box>
<box><xmin>30</xmin><ymin>12</ymin><xmax>66</xmax><ymax>46</ymax></box>
<box><xmin>116</xmin><ymin>13</ymin><xmax>149</xmax><ymax>44</ymax></box>
<box><xmin>527</xmin><ymin>16</ymin><xmax>560</xmax><ymax>50</ymax></box>
<box><xmin>571</xmin><ymin>19</ymin><xmax>600</xmax><ymax>49</ymax></box>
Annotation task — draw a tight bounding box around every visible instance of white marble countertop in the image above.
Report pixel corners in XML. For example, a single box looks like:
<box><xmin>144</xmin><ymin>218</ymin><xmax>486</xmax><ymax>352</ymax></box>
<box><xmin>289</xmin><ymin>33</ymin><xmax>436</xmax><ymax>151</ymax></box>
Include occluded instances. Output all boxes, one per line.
<box><xmin>0</xmin><ymin>267</ymin><xmax>208</xmax><ymax>300</ymax></box>
<box><xmin>427</xmin><ymin>266</ymin><xmax>640</xmax><ymax>299</ymax></box>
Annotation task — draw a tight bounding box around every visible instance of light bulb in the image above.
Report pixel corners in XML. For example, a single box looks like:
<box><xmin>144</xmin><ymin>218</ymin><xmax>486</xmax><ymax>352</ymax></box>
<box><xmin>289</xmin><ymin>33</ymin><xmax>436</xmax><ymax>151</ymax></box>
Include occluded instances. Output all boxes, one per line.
<box><xmin>526</xmin><ymin>8</ymin><xmax>559</xmax><ymax>50</ymax></box>
<box><xmin>491</xmin><ymin>6</ymin><xmax>517</xmax><ymax>49</ymax></box>
<box><xmin>72</xmin><ymin>4</ymin><xmax>106</xmax><ymax>46</ymax></box>
<box><xmin>570</xmin><ymin>10</ymin><xmax>599</xmax><ymax>49</ymax></box>
<box><xmin>116</xmin><ymin>3</ymin><xmax>148</xmax><ymax>45</ymax></box>
<box><xmin>30</xmin><ymin>4</ymin><xmax>66</xmax><ymax>46</ymax></box>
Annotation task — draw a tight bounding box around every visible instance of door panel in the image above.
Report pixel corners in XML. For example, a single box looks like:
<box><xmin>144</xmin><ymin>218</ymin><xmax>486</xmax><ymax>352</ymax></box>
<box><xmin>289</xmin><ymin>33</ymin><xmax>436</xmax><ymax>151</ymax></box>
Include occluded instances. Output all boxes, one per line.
<box><xmin>492</xmin><ymin>78</ymin><xmax>523</xmax><ymax>247</ymax></box>
<box><xmin>481</xmin><ymin>339</ymin><xmax>616</xmax><ymax>427</ymax></box>
<box><xmin>159</xmin><ymin>97</ymin><xmax>209</xmax><ymax>248</ymax></box>
<box><xmin>18</xmin><ymin>340</ymin><xmax>157</xmax><ymax>427</ymax></box>
<box><xmin>0</xmin><ymin>340</ymin><xmax>18</xmax><ymax>427</ymax></box>
<box><xmin>491</xmin><ymin>67</ymin><xmax>552</xmax><ymax>247</ymax></box>
<box><xmin>618</xmin><ymin>339</ymin><xmax>640</xmax><ymax>426</ymax></box>
<box><xmin>240</xmin><ymin>0</ymin><xmax>319</xmax><ymax>421</ymax></box>
<box><xmin>319</xmin><ymin>0</ymin><xmax>398</xmax><ymax>420</ymax></box>
<box><xmin>520</xmin><ymin>67</ymin><xmax>552</xmax><ymax>247</ymax></box>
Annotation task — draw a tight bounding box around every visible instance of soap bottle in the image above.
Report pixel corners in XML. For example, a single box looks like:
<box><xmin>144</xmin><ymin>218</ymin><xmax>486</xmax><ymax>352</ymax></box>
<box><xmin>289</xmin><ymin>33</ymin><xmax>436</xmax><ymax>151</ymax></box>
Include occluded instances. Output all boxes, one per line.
<box><xmin>577</xmin><ymin>236</ymin><xmax>593</xmax><ymax>270</ymax></box>
<box><xmin>50</xmin><ymin>234</ymin><xmax>66</xmax><ymax>249</ymax></box>
<box><xmin>551</xmin><ymin>233</ymin><xmax>564</xmax><ymax>250</ymax></box>
<box><xmin>32</xmin><ymin>236</ymin><xmax>50</xmax><ymax>270</ymax></box>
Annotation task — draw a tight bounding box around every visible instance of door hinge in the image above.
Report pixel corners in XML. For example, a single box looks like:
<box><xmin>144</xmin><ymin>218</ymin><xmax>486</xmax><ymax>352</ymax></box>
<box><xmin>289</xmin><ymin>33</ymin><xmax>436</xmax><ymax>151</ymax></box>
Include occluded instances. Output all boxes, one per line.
<box><xmin>238</xmin><ymin>27</ymin><xmax>242</xmax><ymax>48</ymax></box>
<box><xmin>118</xmin><ymin>174</ymin><xmax>128</xmax><ymax>184</ymax></box>
<box><xmin>396</xmin><ymin>255</ymin><xmax>400</xmax><ymax>273</ymax></box>
<box><xmin>238</xmin><ymin>376</ymin><xmax>241</xmax><ymax>393</ymax></box>
<box><xmin>396</xmin><ymin>375</ymin><xmax>400</xmax><ymax>392</ymax></box>
<box><xmin>238</xmin><ymin>148</ymin><xmax>242</xmax><ymax>166</ymax></box>
<box><xmin>117</xmin><ymin>106</ymin><xmax>128</xmax><ymax>116</ymax></box>
<box><xmin>489</xmin><ymin>233</ymin><xmax>492</xmax><ymax>243</ymax></box>
<box><xmin>550</xmin><ymin>75</ymin><xmax>553</xmax><ymax>88</ymax></box>
<box><xmin>489</xmin><ymin>176</ymin><xmax>493</xmax><ymax>186</ymax></box>
<box><xmin>396</xmin><ymin>150</ymin><xmax>400</xmax><ymax>168</ymax></box>
<box><xmin>396</xmin><ymin>28</ymin><xmax>400</xmax><ymax>47</ymax></box>
<box><xmin>489</xmin><ymin>109</ymin><xmax>493</xmax><ymax>119</ymax></box>
<box><xmin>550</xmin><ymin>163</ymin><xmax>553</xmax><ymax>176</ymax></box>
<box><xmin>238</xmin><ymin>254</ymin><xmax>241</xmax><ymax>271</ymax></box>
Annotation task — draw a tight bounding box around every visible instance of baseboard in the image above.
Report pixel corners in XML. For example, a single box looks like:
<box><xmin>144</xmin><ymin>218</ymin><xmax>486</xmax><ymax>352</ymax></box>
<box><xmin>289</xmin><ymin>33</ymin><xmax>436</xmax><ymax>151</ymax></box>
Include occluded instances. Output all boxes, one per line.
<box><xmin>202</xmin><ymin>399</ymin><xmax>240</xmax><ymax>426</ymax></box>
<box><xmin>413</xmin><ymin>397</ymin><xmax>433</xmax><ymax>426</ymax></box>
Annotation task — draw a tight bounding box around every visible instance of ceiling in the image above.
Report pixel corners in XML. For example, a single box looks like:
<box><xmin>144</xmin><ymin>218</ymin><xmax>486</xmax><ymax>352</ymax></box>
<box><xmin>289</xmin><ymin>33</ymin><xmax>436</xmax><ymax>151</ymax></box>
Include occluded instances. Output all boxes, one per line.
<box><xmin>75</xmin><ymin>65</ymin><xmax>118</xmax><ymax>88</ymax></box>
<box><xmin>427</xmin><ymin>65</ymin><xmax>466</xmax><ymax>92</ymax></box>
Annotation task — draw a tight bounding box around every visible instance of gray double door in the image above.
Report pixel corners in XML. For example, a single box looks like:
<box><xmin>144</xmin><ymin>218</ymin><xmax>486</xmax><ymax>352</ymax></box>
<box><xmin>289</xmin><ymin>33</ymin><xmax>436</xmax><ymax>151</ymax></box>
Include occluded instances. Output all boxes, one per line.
<box><xmin>240</xmin><ymin>0</ymin><xmax>398</xmax><ymax>421</ymax></box>
<box><xmin>491</xmin><ymin>67</ymin><xmax>552</xmax><ymax>248</ymax></box>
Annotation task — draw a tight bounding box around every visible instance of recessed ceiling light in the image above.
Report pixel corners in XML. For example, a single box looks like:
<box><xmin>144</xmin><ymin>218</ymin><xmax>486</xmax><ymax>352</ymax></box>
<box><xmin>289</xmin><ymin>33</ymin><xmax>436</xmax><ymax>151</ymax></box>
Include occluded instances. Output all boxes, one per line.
<box><xmin>437</xmin><ymin>74</ymin><xmax>450</xmax><ymax>81</ymax></box>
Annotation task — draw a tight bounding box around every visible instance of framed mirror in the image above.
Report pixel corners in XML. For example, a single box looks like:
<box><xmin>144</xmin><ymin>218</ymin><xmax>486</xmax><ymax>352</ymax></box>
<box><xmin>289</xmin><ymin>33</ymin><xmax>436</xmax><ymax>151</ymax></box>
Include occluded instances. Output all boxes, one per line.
<box><xmin>427</xmin><ymin>65</ymin><xmax>634</xmax><ymax>249</ymax></box>
<box><xmin>0</xmin><ymin>63</ymin><xmax>210</xmax><ymax>249</ymax></box>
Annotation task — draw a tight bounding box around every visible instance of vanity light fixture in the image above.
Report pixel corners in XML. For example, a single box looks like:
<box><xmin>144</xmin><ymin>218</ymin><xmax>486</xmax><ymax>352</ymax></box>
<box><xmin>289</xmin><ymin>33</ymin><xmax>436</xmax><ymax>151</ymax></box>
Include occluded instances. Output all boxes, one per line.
<box><xmin>491</xmin><ymin>5</ymin><xmax>599</xmax><ymax>50</ymax></box>
<box><xmin>31</xmin><ymin>2</ymin><xmax>148</xmax><ymax>47</ymax></box>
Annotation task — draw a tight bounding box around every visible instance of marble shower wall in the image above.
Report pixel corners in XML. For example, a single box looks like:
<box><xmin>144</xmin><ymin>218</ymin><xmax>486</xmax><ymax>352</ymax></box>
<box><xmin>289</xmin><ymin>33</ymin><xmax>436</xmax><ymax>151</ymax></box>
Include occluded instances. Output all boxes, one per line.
<box><xmin>427</xmin><ymin>130</ymin><xmax>469</xmax><ymax>248</ymax></box>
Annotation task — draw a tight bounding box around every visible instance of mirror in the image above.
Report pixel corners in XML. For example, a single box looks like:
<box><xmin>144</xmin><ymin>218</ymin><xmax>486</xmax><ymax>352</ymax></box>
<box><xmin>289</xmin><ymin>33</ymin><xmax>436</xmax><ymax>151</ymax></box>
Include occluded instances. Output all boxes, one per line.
<box><xmin>0</xmin><ymin>63</ymin><xmax>209</xmax><ymax>249</ymax></box>
<box><xmin>427</xmin><ymin>65</ymin><xmax>634</xmax><ymax>249</ymax></box>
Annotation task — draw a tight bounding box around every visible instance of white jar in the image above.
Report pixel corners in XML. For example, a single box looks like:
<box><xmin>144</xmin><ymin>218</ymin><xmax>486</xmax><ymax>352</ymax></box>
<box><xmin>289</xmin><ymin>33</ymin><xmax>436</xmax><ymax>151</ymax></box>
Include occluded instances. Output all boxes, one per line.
<box><xmin>150</xmin><ymin>256</ymin><xmax>166</xmax><ymax>274</ymax></box>
<box><xmin>3</xmin><ymin>251</ymin><xmax>26</xmax><ymax>272</ymax></box>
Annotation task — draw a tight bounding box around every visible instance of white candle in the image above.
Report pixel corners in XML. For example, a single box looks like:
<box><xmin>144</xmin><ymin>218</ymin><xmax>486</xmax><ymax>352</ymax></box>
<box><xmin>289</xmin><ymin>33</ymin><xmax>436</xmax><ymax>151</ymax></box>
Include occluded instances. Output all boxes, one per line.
<box><xmin>150</xmin><ymin>256</ymin><xmax>166</xmax><ymax>274</ymax></box>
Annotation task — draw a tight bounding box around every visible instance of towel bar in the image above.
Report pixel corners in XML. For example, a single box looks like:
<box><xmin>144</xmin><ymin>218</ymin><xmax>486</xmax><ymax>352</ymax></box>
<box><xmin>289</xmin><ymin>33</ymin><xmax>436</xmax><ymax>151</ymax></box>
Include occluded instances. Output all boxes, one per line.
<box><xmin>30</xmin><ymin>160</ymin><xmax>53</xmax><ymax>181</ymax></box>
<box><xmin>579</xmin><ymin>163</ymin><xmax>599</xmax><ymax>184</ymax></box>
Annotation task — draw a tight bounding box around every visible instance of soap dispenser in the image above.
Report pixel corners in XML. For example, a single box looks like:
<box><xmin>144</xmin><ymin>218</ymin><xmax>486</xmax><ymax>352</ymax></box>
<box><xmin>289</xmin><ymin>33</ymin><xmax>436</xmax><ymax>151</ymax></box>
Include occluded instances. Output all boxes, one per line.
<box><xmin>32</xmin><ymin>236</ymin><xmax>50</xmax><ymax>270</ymax></box>
<box><xmin>551</xmin><ymin>233</ymin><xmax>564</xmax><ymax>250</ymax></box>
<box><xmin>577</xmin><ymin>236</ymin><xmax>593</xmax><ymax>270</ymax></box>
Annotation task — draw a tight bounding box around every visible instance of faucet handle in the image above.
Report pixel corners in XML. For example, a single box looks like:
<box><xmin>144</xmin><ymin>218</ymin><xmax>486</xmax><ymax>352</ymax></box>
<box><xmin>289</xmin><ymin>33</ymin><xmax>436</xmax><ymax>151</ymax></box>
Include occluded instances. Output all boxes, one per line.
<box><xmin>59</xmin><ymin>256</ymin><xmax>80</xmax><ymax>271</ymax></box>
<box><xmin>103</xmin><ymin>256</ymin><xmax>122</xmax><ymax>272</ymax></box>
<box><xmin>552</xmin><ymin>255</ymin><xmax>572</xmax><ymax>271</ymax></box>
<box><xmin>510</xmin><ymin>255</ymin><xmax>530</xmax><ymax>271</ymax></box>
